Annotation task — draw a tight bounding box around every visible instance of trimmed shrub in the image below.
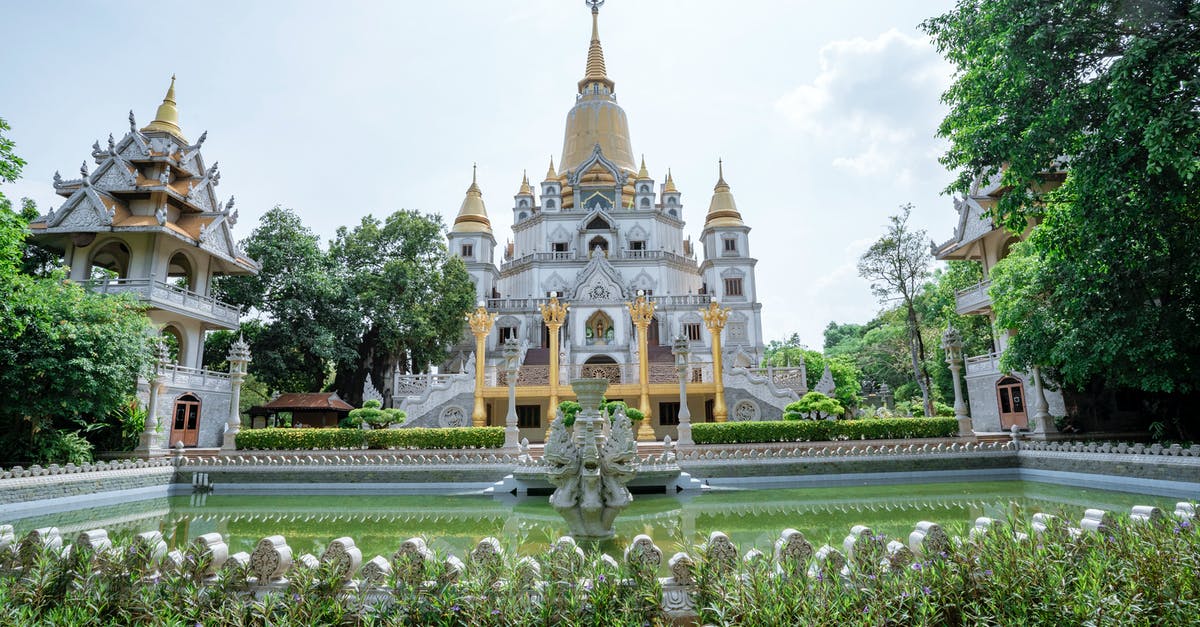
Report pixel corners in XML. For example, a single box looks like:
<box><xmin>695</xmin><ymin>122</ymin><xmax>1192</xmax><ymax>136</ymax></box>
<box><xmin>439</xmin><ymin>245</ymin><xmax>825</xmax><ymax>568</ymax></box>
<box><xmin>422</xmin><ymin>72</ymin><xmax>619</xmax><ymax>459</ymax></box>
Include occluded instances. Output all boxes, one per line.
<box><xmin>784</xmin><ymin>392</ymin><xmax>846</xmax><ymax>420</ymax></box>
<box><xmin>365</xmin><ymin>427</ymin><xmax>504</xmax><ymax>449</ymax></box>
<box><xmin>691</xmin><ymin>417</ymin><xmax>958</xmax><ymax>444</ymax></box>
<box><xmin>344</xmin><ymin>400</ymin><xmax>406</xmax><ymax>429</ymax></box>
<box><xmin>236</xmin><ymin>428</ymin><xmax>367</xmax><ymax>450</ymax></box>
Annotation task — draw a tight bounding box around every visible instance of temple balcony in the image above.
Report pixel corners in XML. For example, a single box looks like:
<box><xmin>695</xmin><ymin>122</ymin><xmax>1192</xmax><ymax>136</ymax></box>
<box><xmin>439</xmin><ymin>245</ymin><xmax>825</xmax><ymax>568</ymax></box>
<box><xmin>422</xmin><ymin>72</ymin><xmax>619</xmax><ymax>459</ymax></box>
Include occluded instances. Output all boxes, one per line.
<box><xmin>965</xmin><ymin>352</ymin><xmax>1001</xmax><ymax>377</ymax></box>
<box><xmin>158</xmin><ymin>364</ymin><xmax>232</xmax><ymax>392</ymax></box>
<box><xmin>500</xmin><ymin>249</ymin><xmax>697</xmax><ymax>273</ymax></box>
<box><xmin>85</xmin><ymin>278</ymin><xmax>242</xmax><ymax>328</ymax></box>
<box><xmin>955</xmin><ymin>279</ymin><xmax>993</xmax><ymax>315</ymax></box>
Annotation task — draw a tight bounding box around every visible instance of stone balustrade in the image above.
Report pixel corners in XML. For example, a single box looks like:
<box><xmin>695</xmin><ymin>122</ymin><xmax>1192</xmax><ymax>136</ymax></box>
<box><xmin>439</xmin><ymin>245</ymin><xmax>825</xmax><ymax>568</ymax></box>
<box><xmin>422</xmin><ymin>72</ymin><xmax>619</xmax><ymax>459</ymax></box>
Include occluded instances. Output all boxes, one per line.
<box><xmin>0</xmin><ymin>457</ymin><xmax>176</xmax><ymax>481</ymax></box>
<box><xmin>1</xmin><ymin>504</ymin><xmax>1193</xmax><ymax>622</ymax></box>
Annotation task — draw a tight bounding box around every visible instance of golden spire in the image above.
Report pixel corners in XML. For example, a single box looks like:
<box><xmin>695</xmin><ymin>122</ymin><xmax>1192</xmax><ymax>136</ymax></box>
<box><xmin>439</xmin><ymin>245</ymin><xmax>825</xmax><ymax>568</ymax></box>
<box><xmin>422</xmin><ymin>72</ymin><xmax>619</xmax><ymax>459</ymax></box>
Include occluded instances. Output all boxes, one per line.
<box><xmin>637</xmin><ymin>155</ymin><xmax>650</xmax><ymax>180</ymax></box>
<box><xmin>664</xmin><ymin>168</ymin><xmax>678</xmax><ymax>193</ymax></box>
<box><xmin>545</xmin><ymin>156</ymin><xmax>557</xmax><ymax>180</ymax></box>
<box><xmin>518</xmin><ymin>170</ymin><xmax>532</xmax><ymax>195</ymax></box>
<box><xmin>141</xmin><ymin>75</ymin><xmax>186</xmax><ymax>141</ymax></box>
<box><xmin>578</xmin><ymin>1</ymin><xmax>615</xmax><ymax>93</ymax></box>
<box><xmin>705</xmin><ymin>159</ymin><xmax>744</xmax><ymax>228</ymax></box>
<box><xmin>453</xmin><ymin>163</ymin><xmax>493</xmax><ymax>234</ymax></box>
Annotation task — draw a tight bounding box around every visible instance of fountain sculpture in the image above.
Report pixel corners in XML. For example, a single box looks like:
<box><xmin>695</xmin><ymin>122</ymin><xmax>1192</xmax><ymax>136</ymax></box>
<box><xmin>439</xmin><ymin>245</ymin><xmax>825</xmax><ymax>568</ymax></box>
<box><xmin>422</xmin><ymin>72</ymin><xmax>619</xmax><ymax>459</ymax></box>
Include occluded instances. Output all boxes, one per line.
<box><xmin>543</xmin><ymin>378</ymin><xmax>639</xmax><ymax>540</ymax></box>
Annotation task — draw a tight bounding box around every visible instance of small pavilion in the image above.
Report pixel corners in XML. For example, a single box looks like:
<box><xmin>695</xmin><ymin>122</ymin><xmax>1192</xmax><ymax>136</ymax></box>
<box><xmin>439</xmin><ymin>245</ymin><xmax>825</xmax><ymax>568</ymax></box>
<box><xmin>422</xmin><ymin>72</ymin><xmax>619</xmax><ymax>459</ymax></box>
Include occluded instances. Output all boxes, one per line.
<box><xmin>249</xmin><ymin>393</ymin><xmax>353</xmax><ymax>429</ymax></box>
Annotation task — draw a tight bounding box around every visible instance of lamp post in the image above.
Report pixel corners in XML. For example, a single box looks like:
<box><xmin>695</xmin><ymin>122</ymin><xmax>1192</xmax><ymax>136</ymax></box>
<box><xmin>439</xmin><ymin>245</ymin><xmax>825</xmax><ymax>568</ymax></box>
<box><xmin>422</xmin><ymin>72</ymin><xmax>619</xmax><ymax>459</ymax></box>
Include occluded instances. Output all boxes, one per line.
<box><xmin>627</xmin><ymin>290</ymin><xmax>657</xmax><ymax>441</ymax></box>
<box><xmin>700</xmin><ymin>299</ymin><xmax>731</xmax><ymax>422</ymax></box>
<box><xmin>222</xmin><ymin>335</ymin><xmax>252</xmax><ymax>451</ymax></box>
<box><xmin>538</xmin><ymin>293</ymin><xmax>569</xmax><ymax>440</ymax></box>
<box><xmin>136</xmin><ymin>341</ymin><xmax>172</xmax><ymax>456</ymax></box>
<box><xmin>940</xmin><ymin>325</ymin><xmax>972</xmax><ymax>437</ymax></box>
<box><xmin>1030</xmin><ymin>366</ymin><xmax>1053</xmax><ymax>436</ymax></box>
<box><xmin>502</xmin><ymin>339</ymin><xmax>521</xmax><ymax>450</ymax></box>
<box><xmin>672</xmin><ymin>334</ymin><xmax>693</xmax><ymax>446</ymax></box>
<box><xmin>466</xmin><ymin>301</ymin><xmax>497</xmax><ymax>427</ymax></box>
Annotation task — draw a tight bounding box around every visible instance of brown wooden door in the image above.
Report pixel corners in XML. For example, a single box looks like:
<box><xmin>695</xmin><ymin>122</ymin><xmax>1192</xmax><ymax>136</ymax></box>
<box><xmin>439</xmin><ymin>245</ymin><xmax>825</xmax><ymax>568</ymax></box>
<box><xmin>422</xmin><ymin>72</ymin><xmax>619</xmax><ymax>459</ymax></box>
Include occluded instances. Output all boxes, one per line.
<box><xmin>170</xmin><ymin>394</ymin><xmax>201</xmax><ymax>447</ymax></box>
<box><xmin>996</xmin><ymin>377</ymin><xmax>1028</xmax><ymax>429</ymax></box>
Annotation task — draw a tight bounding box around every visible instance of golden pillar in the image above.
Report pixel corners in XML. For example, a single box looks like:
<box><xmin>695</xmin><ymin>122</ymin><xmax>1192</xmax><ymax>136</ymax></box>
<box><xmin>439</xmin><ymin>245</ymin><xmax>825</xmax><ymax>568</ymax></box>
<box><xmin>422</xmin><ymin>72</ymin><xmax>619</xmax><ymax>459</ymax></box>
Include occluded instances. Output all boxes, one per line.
<box><xmin>539</xmin><ymin>294</ymin><xmax>569</xmax><ymax>438</ymax></box>
<box><xmin>700</xmin><ymin>300</ymin><xmax>731</xmax><ymax>422</ymax></box>
<box><xmin>466</xmin><ymin>303</ymin><xmax>497</xmax><ymax>427</ymax></box>
<box><xmin>628</xmin><ymin>291</ymin><xmax>657</xmax><ymax>441</ymax></box>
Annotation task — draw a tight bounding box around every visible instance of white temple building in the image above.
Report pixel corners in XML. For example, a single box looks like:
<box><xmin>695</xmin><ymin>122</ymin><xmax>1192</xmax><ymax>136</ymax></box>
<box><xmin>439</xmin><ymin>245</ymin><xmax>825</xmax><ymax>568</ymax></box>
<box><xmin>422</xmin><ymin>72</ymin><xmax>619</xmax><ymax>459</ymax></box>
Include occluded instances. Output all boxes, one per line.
<box><xmin>395</xmin><ymin>3</ymin><xmax>803</xmax><ymax>441</ymax></box>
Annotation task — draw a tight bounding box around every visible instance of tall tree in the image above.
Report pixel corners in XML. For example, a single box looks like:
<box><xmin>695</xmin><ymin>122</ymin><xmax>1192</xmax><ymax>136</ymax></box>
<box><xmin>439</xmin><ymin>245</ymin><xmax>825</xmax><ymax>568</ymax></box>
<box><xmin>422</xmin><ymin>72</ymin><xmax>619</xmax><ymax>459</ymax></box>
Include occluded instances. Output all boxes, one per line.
<box><xmin>858</xmin><ymin>204</ymin><xmax>935</xmax><ymax>416</ymax></box>
<box><xmin>212</xmin><ymin>207</ymin><xmax>359</xmax><ymax>394</ymax></box>
<box><xmin>924</xmin><ymin>0</ymin><xmax>1200</xmax><ymax>436</ymax></box>
<box><xmin>329</xmin><ymin>210</ymin><xmax>475</xmax><ymax>405</ymax></box>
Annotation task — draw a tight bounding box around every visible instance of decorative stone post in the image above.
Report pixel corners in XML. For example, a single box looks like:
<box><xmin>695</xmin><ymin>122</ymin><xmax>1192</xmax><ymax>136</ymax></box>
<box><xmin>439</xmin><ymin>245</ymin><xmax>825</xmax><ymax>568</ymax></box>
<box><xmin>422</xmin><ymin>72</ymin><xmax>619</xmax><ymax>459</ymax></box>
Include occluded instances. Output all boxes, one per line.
<box><xmin>466</xmin><ymin>301</ymin><xmax>496</xmax><ymax>427</ymax></box>
<box><xmin>627</xmin><ymin>290</ymin><xmax>657</xmax><ymax>441</ymax></box>
<box><xmin>538</xmin><ymin>293</ymin><xmax>569</xmax><ymax>439</ymax></box>
<box><xmin>940</xmin><ymin>325</ymin><xmax>972</xmax><ymax>437</ymax></box>
<box><xmin>136</xmin><ymin>342</ymin><xmax>172</xmax><ymax>456</ymax></box>
<box><xmin>222</xmin><ymin>335</ymin><xmax>251</xmax><ymax>451</ymax></box>
<box><xmin>502</xmin><ymin>339</ymin><xmax>521</xmax><ymax>451</ymax></box>
<box><xmin>1030</xmin><ymin>366</ymin><xmax>1054</xmax><ymax>436</ymax></box>
<box><xmin>700</xmin><ymin>299</ymin><xmax>731</xmax><ymax>422</ymax></box>
<box><xmin>672</xmin><ymin>335</ymin><xmax>693</xmax><ymax>446</ymax></box>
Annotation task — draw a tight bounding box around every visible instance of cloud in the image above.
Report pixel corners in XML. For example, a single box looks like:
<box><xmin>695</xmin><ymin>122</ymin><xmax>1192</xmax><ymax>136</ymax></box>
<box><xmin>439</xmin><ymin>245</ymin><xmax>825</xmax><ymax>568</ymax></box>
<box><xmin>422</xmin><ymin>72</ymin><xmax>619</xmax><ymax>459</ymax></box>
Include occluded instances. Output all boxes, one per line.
<box><xmin>775</xmin><ymin>29</ymin><xmax>952</xmax><ymax>180</ymax></box>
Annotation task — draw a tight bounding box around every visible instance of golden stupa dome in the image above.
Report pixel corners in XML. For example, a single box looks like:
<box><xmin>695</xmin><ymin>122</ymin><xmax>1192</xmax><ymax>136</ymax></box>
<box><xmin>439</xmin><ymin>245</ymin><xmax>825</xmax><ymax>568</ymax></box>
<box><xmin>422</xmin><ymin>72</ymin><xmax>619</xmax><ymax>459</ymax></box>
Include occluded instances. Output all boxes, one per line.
<box><xmin>452</xmin><ymin>165</ymin><xmax>493</xmax><ymax>234</ymax></box>
<box><xmin>559</xmin><ymin>3</ymin><xmax>636</xmax><ymax>175</ymax></box>
<box><xmin>704</xmin><ymin>160</ymin><xmax>745</xmax><ymax>228</ymax></box>
<box><xmin>141</xmin><ymin>75</ymin><xmax>187</xmax><ymax>142</ymax></box>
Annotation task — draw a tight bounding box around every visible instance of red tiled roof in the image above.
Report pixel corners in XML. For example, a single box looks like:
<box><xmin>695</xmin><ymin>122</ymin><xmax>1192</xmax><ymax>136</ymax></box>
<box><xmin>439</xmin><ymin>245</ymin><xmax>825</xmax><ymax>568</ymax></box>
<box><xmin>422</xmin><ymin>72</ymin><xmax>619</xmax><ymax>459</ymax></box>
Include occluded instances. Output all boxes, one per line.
<box><xmin>258</xmin><ymin>393</ymin><xmax>354</xmax><ymax>412</ymax></box>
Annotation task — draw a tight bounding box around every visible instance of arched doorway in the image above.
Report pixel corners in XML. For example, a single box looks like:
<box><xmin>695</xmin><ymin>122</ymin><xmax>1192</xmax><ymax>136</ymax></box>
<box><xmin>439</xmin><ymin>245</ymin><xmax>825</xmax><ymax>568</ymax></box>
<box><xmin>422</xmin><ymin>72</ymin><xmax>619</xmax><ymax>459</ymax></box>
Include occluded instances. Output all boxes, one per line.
<box><xmin>996</xmin><ymin>377</ymin><xmax>1028</xmax><ymax>429</ymax></box>
<box><xmin>160</xmin><ymin>326</ymin><xmax>185</xmax><ymax>366</ymax></box>
<box><xmin>170</xmin><ymin>393</ymin><xmax>202</xmax><ymax>447</ymax></box>
<box><xmin>581</xmin><ymin>354</ymin><xmax>621</xmax><ymax>384</ymax></box>
<box><xmin>587</xmin><ymin>236</ymin><xmax>609</xmax><ymax>256</ymax></box>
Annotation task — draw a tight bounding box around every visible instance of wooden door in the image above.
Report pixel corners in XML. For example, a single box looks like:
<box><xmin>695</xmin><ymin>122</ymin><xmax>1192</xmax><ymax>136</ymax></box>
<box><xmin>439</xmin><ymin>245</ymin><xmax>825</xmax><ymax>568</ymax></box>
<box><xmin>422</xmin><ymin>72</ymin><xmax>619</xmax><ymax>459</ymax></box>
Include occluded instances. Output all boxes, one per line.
<box><xmin>170</xmin><ymin>394</ymin><xmax>201</xmax><ymax>447</ymax></box>
<box><xmin>996</xmin><ymin>377</ymin><xmax>1028</xmax><ymax>429</ymax></box>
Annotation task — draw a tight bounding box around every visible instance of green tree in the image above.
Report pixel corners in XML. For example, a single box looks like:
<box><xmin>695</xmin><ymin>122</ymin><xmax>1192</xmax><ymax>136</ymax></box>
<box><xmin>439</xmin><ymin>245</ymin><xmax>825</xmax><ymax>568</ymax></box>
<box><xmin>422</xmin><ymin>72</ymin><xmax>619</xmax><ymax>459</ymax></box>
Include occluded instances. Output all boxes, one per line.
<box><xmin>212</xmin><ymin>207</ymin><xmax>358</xmax><ymax>394</ymax></box>
<box><xmin>329</xmin><ymin>210</ymin><xmax>475</xmax><ymax>405</ymax></box>
<box><xmin>763</xmin><ymin>338</ymin><xmax>862</xmax><ymax>409</ymax></box>
<box><xmin>858</xmin><ymin>204</ymin><xmax>935</xmax><ymax>416</ymax></box>
<box><xmin>924</xmin><ymin>0</ymin><xmax>1200</xmax><ymax>437</ymax></box>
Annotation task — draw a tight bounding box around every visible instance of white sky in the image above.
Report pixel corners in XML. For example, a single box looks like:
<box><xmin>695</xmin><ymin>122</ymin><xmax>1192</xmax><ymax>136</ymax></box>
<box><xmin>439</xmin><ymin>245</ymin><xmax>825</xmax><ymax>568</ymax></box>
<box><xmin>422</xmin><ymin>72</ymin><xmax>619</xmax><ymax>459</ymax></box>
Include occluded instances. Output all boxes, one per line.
<box><xmin>0</xmin><ymin>0</ymin><xmax>960</xmax><ymax>349</ymax></box>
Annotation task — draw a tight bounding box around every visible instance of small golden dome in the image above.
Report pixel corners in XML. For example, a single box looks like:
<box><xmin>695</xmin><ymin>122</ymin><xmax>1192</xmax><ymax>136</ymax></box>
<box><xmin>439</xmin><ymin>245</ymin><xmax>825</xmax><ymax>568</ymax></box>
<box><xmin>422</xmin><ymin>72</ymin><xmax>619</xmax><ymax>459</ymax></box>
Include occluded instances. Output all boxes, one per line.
<box><xmin>452</xmin><ymin>164</ymin><xmax>493</xmax><ymax>234</ymax></box>
<box><xmin>637</xmin><ymin>155</ymin><xmax>650</xmax><ymax>180</ymax></box>
<box><xmin>705</xmin><ymin>159</ymin><xmax>744</xmax><ymax>228</ymax></box>
<box><xmin>544</xmin><ymin>156</ymin><xmax>557</xmax><ymax>181</ymax></box>
<box><xmin>663</xmin><ymin>169</ymin><xmax>678</xmax><ymax>193</ymax></box>
<box><xmin>141</xmin><ymin>75</ymin><xmax>187</xmax><ymax>142</ymax></box>
<box><xmin>518</xmin><ymin>170</ymin><xmax>532</xmax><ymax>195</ymax></box>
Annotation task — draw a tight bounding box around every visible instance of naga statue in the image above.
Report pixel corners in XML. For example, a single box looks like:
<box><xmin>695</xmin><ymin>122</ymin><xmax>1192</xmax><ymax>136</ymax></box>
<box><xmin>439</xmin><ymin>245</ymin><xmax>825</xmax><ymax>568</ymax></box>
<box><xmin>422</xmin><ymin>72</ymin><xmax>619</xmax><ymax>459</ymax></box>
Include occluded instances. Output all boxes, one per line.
<box><xmin>543</xmin><ymin>378</ymin><xmax>639</xmax><ymax>540</ymax></box>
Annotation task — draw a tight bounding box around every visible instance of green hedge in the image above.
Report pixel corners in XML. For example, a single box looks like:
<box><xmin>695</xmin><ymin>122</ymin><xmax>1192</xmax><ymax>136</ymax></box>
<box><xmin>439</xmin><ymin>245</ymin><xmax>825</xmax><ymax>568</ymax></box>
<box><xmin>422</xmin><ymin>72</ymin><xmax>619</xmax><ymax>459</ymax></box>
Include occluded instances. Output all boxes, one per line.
<box><xmin>691</xmin><ymin>418</ymin><xmax>959</xmax><ymax>445</ymax></box>
<box><xmin>365</xmin><ymin>427</ymin><xmax>504</xmax><ymax>449</ymax></box>
<box><xmin>236</xmin><ymin>427</ymin><xmax>504</xmax><ymax>450</ymax></box>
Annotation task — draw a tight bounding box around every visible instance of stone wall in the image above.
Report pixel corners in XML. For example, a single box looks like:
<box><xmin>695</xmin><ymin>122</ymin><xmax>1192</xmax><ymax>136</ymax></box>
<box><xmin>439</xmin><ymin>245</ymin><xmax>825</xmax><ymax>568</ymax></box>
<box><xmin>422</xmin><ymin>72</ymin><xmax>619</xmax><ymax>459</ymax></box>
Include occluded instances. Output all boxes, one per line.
<box><xmin>0</xmin><ymin>462</ymin><xmax>175</xmax><ymax>506</ymax></box>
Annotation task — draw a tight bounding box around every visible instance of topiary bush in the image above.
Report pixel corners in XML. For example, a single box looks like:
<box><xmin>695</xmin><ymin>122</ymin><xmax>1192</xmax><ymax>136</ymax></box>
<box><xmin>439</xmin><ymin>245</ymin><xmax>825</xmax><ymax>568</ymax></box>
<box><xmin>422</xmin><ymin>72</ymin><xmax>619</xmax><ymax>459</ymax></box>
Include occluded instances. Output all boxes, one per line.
<box><xmin>784</xmin><ymin>392</ymin><xmax>846</xmax><ymax>420</ymax></box>
<box><xmin>691</xmin><ymin>417</ymin><xmax>958</xmax><ymax>444</ymax></box>
<box><xmin>365</xmin><ymin>427</ymin><xmax>504</xmax><ymax>449</ymax></box>
<box><xmin>344</xmin><ymin>400</ymin><xmax>405</xmax><ymax>429</ymax></box>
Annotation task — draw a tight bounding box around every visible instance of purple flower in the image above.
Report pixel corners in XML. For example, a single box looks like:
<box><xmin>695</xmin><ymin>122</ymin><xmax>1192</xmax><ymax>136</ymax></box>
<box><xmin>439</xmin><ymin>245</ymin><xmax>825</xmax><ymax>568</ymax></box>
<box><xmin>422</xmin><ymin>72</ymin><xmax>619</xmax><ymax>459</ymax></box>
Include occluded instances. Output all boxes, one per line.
<box><xmin>862</xmin><ymin>607</ymin><xmax>870</xmax><ymax>614</ymax></box>
<box><xmin>492</xmin><ymin>610</ymin><xmax>501</xmax><ymax>615</ymax></box>
<box><xmin>923</xmin><ymin>586</ymin><xmax>932</xmax><ymax>595</ymax></box>
<box><xmin>451</xmin><ymin>604</ymin><xmax>461</xmax><ymax>612</ymax></box>
<box><xmin>984</xmin><ymin>569</ymin><xmax>993</xmax><ymax>576</ymax></box>
<box><xmin>585</xmin><ymin>583</ymin><xmax>593</xmax><ymax>591</ymax></box>
<box><xmin>910</xmin><ymin>563</ymin><xmax>922</xmax><ymax>571</ymax></box>
<box><xmin>598</xmin><ymin>574</ymin><xmax>606</xmax><ymax>583</ymax></box>
<box><xmin>901</xmin><ymin>591</ymin><xmax>910</xmax><ymax>599</ymax></box>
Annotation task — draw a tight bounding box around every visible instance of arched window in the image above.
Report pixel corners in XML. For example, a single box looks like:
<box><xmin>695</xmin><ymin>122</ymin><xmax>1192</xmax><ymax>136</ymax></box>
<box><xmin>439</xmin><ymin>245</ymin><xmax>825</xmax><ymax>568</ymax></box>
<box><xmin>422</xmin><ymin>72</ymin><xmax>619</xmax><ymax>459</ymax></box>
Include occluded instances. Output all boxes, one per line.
<box><xmin>518</xmin><ymin>212</ymin><xmax>528</xmax><ymax>221</ymax></box>
<box><xmin>519</xmin><ymin>199</ymin><xmax>529</xmax><ymax>208</ymax></box>
<box><xmin>587</xmin><ymin>236</ymin><xmax>609</xmax><ymax>256</ymax></box>
<box><xmin>668</xmin><ymin>197</ymin><xmax>677</xmax><ymax>206</ymax></box>
<box><xmin>170</xmin><ymin>393</ymin><xmax>202</xmax><ymax>447</ymax></box>
<box><xmin>167</xmin><ymin>251</ymin><xmax>195</xmax><ymax>291</ymax></box>
<box><xmin>668</xmin><ymin>209</ymin><xmax>678</xmax><ymax>218</ymax></box>
<box><xmin>547</xmin><ymin>186</ymin><xmax>557</xmax><ymax>195</ymax></box>
<box><xmin>640</xmin><ymin>197</ymin><xmax>650</xmax><ymax>208</ymax></box>
<box><xmin>639</xmin><ymin>184</ymin><xmax>649</xmax><ymax>193</ymax></box>
<box><xmin>546</xmin><ymin>199</ymin><xmax>556</xmax><ymax>209</ymax></box>
<box><xmin>160</xmin><ymin>326</ymin><xmax>185</xmax><ymax>365</ymax></box>
<box><xmin>89</xmin><ymin>241</ymin><xmax>130</xmax><ymax>282</ymax></box>
<box><xmin>581</xmin><ymin>354</ymin><xmax>620</xmax><ymax>383</ymax></box>
<box><xmin>586</xmin><ymin>216</ymin><xmax>612</xmax><ymax>230</ymax></box>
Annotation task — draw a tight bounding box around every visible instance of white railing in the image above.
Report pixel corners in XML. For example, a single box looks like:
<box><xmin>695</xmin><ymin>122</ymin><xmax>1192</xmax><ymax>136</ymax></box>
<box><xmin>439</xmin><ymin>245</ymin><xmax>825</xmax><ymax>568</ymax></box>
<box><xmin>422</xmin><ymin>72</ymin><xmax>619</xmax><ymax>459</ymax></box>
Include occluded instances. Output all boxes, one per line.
<box><xmin>745</xmin><ymin>366</ymin><xmax>807</xmax><ymax>391</ymax></box>
<box><xmin>160</xmin><ymin>364</ymin><xmax>232</xmax><ymax>391</ymax></box>
<box><xmin>965</xmin><ymin>352</ymin><xmax>1001</xmax><ymax>376</ymax></box>
<box><xmin>500</xmin><ymin>249</ymin><xmax>697</xmax><ymax>272</ymax></box>
<box><xmin>393</xmin><ymin>373</ymin><xmax>459</xmax><ymax>395</ymax></box>
<box><xmin>649</xmin><ymin>294</ymin><xmax>711</xmax><ymax>307</ymax></box>
<box><xmin>954</xmin><ymin>280</ymin><xmax>992</xmax><ymax>315</ymax></box>
<box><xmin>86</xmin><ymin>278</ymin><xmax>241</xmax><ymax>326</ymax></box>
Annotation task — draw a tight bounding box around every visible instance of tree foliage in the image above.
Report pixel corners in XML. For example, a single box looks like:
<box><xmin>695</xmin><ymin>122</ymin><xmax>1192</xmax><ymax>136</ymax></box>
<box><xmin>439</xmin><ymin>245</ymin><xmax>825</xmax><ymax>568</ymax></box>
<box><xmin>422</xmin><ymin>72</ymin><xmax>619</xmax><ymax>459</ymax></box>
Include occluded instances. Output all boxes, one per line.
<box><xmin>857</xmin><ymin>204</ymin><xmax>935</xmax><ymax>415</ymax></box>
<box><xmin>924</xmin><ymin>0</ymin><xmax>1200</xmax><ymax>436</ymax></box>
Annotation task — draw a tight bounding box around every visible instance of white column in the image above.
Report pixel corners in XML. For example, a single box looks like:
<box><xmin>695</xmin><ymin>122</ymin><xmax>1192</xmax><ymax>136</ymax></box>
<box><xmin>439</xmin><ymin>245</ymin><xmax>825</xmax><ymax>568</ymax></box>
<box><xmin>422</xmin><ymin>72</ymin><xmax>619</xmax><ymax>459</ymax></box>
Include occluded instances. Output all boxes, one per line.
<box><xmin>1030</xmin><ymin>366</ymin><xmax>1054</xmax><ymax>437</ymax></box>
<box><xmin>222</xmin><ymin>336</ymin><xmax>251</xmax><ymax>451</ymax></box>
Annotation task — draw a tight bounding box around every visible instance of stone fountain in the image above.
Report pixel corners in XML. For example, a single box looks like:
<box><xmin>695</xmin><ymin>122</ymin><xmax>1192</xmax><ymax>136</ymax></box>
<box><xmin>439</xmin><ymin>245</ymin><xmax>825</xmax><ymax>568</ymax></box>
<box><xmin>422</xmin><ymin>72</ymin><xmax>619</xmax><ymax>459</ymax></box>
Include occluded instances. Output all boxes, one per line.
<box><xmin>542</xmin><ymin>378</ymin><xmax>639</xmax><ymax>540</ymax></box>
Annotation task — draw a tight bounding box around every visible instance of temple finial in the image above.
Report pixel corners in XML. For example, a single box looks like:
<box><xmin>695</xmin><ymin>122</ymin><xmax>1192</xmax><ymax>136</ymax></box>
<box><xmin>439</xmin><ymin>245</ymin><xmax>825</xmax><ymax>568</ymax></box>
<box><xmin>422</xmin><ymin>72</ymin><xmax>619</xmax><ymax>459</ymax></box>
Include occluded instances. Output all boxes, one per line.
<box><xmin>141</xmin><ymin>75</ymin><xmax>186</xmax><ymax>141</ymax></box>
<box><xmin>578</xmin><ymin>0</ymin><xmax>614</xmax><ymax>93</ymax></box>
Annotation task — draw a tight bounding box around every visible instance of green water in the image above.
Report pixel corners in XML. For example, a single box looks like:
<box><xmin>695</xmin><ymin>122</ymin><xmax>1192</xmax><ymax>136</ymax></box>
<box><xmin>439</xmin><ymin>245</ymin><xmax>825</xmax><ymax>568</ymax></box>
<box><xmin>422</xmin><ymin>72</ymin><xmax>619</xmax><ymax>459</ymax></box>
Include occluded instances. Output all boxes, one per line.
<box><xmin>9</xmin><ymin>481</ymin><xmax>1183</xmax><ymax>560</ymax></box>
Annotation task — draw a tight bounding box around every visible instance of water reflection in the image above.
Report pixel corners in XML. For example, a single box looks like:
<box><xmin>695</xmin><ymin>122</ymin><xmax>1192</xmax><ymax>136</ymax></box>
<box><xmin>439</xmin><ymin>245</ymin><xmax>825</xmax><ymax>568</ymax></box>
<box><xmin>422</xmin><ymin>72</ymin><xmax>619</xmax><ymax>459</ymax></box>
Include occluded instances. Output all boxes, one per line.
<box><xmin>9</xmin><ymin>481</ymin><xmax>1179</xmax><ymax>560</ymax></box>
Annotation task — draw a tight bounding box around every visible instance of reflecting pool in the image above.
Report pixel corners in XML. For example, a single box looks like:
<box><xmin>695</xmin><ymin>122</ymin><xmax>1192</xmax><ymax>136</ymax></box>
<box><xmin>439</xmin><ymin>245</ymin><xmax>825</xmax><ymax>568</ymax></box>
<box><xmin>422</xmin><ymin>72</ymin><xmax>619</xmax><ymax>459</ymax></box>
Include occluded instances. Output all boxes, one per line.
<box><xmin>8</xmin><ymin>481</ymin><xmax>1183</xmax><ymax>560</ymax></box>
